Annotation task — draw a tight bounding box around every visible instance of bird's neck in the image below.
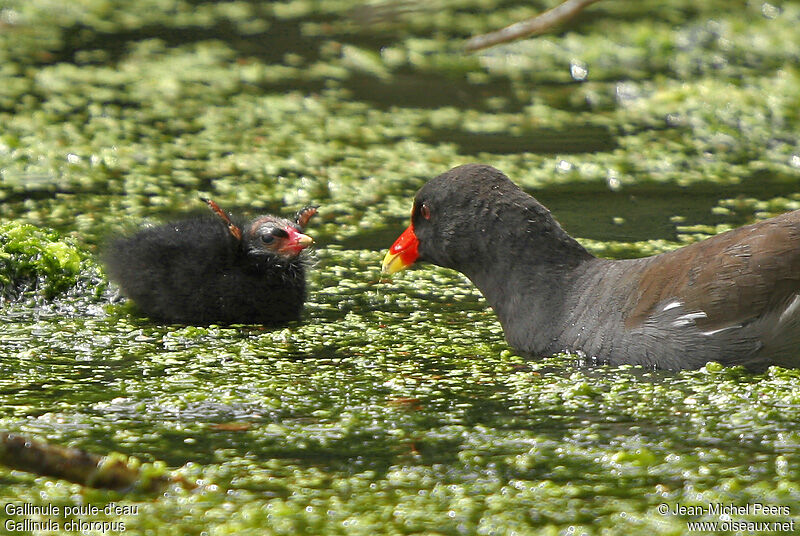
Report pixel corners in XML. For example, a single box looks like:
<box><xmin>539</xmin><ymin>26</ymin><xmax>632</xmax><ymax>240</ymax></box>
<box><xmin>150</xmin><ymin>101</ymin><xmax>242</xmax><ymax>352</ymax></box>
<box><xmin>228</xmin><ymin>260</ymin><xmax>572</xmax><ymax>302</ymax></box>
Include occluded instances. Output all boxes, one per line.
<box><xmin>462</xmin><ymin>224</ymin><xmax>594</xmax><ymax>354</ymax></box>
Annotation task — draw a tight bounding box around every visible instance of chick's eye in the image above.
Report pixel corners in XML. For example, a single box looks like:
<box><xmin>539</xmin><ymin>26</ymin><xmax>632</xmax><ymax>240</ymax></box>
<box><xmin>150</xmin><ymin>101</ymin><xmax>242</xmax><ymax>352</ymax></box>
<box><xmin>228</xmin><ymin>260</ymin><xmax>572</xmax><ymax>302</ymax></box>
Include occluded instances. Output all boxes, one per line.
<box><xmin>260</xmin><ymin>227</ymin><xmax>289</xmax><ymax>245</ymax></box>
<box><xmin>420</xmin><ymin>202</ymin><xmax>431</xmax><ymax>220</ymax></box>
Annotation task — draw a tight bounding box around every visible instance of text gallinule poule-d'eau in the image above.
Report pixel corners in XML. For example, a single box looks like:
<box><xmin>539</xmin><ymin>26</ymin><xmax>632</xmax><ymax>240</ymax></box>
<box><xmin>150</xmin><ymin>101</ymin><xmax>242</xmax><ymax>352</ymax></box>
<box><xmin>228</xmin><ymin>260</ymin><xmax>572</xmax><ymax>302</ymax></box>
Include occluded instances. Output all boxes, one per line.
<box><xmin>382</xmin><ymin>164</ymin><xmax>800</xmax><ymax>370</ymax></box>
<box><xmin>104</xmin><ymin>199</ymin><xmax>318</xmax><ymax>325</ymax></box>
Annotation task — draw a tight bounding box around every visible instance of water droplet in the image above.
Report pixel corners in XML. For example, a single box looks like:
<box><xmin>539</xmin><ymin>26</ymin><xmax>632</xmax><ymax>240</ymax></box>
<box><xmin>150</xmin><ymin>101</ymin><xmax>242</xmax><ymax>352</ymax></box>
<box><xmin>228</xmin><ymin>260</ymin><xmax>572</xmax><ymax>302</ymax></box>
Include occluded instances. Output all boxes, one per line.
<box><xmin>556</xmin><ymin>160</ymin><xmax>572</xmax><ymax>172</ymax></box>
<box><xmin>761</xmin><ymin>2</ymin><xmax>781</xmax><ymax>19</ymax></box>
<box><xmin>569</xmin><ymin>61</ymin><xmax>588</xmax><ymax>81</ymax></box>
<box><xmin>606</xmin><ymin>171</ymin><xmax>621</xmax><ymax>191</ymax></box>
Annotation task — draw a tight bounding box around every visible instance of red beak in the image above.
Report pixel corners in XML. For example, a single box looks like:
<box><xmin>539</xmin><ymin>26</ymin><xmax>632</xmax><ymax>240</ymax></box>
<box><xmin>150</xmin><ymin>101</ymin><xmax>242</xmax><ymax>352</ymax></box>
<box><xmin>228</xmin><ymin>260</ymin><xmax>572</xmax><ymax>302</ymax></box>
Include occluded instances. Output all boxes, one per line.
<box><xmin>381</xmin><ymin>225</ymin><xmax>419</xmax><ymax>274</ymax></box>
<box><xmin>278</xmin><ymin>226</ymin><xmax>314</xmax><ymax>256</ymax></box>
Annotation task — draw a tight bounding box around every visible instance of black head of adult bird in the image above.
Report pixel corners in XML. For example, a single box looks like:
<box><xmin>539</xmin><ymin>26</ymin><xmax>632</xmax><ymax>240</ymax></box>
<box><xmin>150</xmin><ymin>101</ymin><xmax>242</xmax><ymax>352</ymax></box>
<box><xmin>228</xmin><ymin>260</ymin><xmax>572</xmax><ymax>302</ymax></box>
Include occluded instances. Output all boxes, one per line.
<box><xmin>104</xmin><ymin>199</ymin><xmax>318</xmax><ymax>325</ymax></box>
<box><xmin>382</xmin><ymin>163</ymin><xmax>800</xmax><ymax>370</ymax></box>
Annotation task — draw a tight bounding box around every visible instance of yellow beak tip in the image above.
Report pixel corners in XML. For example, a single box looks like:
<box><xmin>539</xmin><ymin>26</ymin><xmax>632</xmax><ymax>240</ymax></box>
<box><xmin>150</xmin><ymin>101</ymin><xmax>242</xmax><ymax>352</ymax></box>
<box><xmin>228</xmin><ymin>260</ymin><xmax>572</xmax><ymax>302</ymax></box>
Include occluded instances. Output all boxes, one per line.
<box><xmin>381</xmin><ymin>252</ymin><xmax>406</xmax><ymax>275</ymax></box>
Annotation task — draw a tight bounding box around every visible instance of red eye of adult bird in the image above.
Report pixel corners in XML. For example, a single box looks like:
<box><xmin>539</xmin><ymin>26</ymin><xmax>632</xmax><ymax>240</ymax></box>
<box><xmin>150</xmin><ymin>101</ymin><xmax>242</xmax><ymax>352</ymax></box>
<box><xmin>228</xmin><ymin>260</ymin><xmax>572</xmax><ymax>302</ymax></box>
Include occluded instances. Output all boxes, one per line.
<box><xmin>420</xmin><ymin>202</ymin><xmax>431</xmax><ymax>220</ymax></box>
<box><xmin>380</xmin><ymin>163</ymin><xmax>800</xmax><ymax>371</ymax></box>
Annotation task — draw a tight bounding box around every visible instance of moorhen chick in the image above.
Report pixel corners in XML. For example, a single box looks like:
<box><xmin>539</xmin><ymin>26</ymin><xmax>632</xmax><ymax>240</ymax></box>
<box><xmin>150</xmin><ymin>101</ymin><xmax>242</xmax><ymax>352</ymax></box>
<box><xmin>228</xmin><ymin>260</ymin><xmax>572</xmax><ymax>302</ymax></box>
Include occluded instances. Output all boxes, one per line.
<box><xmin>104</xmin><ymin>199</ymin><xmax>318</xmax><ymax>325</ymax></box>
<box><xmin>382</xmin><ymin>164</ymin><xmax>800</xmax><ymax>370</ymax></box>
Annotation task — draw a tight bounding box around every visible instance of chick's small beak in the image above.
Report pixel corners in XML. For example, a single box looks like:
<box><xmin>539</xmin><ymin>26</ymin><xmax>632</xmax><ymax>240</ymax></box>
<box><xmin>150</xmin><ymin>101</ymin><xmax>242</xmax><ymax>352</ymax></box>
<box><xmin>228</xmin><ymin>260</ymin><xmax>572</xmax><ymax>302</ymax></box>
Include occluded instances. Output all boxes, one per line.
<box><xmin>382</xmin><ymin>225</ymin><xmax>419</xmax><ymax>275</ymax></box>
<box><xmin>295</xmin><ymin>232</ymin><xmax>314</xmax><ymax>248</ymax></box>
<box><xmin>281</xmin><ymin>227</ymin><xmax>314</xmax><ymax>255</ymax></box>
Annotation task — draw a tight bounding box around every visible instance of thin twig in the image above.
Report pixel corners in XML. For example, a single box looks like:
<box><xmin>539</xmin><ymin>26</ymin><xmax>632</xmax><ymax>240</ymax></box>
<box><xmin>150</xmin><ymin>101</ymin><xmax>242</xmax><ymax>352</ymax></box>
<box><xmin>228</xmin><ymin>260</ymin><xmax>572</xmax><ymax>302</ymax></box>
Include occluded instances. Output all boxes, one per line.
<box><xmin>464</xmin><ymin>0</ymin><xmax>604</xmax><ymax>52</ymax></box>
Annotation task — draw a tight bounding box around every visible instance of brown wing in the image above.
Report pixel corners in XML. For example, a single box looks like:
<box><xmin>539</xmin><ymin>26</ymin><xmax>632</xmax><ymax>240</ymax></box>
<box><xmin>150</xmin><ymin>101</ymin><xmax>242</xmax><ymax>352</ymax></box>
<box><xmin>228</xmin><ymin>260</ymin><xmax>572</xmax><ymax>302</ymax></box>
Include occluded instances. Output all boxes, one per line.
<box><xmin>624</xmin><ymin>210</ymin><xmax>800</xmax><ymax>331</ymax></box>
<box><xmin>295</xmin><ymin>205</ymin><xmax>319</xmax><ymax>229</ymax></box>
<box><xmin>201</xmin><ymin>197</ymin><xmax>242</xmax><ymax>241</ymax></box>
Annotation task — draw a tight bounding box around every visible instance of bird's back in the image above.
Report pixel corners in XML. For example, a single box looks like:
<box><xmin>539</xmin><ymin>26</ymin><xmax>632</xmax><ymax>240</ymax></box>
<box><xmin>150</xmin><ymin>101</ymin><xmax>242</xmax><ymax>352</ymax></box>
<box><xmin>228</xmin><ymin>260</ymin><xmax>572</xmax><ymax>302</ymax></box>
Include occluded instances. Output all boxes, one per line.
<box><xmin>561</xmin><ymin>210</ymin><xmax>800</xmax><ymax>369</ymax></box>
<box><xmin>104</xmin><ymin>217</ymin><xmax>238</xmax><ymax>322</ymax></box>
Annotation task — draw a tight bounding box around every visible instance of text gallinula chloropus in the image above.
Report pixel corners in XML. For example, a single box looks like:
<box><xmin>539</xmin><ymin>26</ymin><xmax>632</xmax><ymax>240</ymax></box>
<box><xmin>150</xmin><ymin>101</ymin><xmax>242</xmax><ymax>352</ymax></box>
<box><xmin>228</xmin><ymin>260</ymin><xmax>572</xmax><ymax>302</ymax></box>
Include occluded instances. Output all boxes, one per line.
<box><xmin>104</xmin><ymin>199</ymin><xmax>318</xmax><ymax>325</ymax></box>
<box><xmin>382</xmin><ymin>164</ymin><xmax>800</xmax><ymax>370</ymax></box>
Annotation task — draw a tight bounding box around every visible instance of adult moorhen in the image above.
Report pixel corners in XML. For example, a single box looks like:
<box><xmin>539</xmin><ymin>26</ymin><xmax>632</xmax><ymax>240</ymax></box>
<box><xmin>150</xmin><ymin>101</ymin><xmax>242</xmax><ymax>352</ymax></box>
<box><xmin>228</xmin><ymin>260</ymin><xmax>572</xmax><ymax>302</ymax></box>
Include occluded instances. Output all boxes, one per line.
<box><xmin>104</xmin><ymin>199</ymin><xmax>318</xmax><ymax>325</ymax></box>
<box><xmin>382</xmin><ymin>164</ymin><xmax>800</xmax><ymax>370</ymax></box>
